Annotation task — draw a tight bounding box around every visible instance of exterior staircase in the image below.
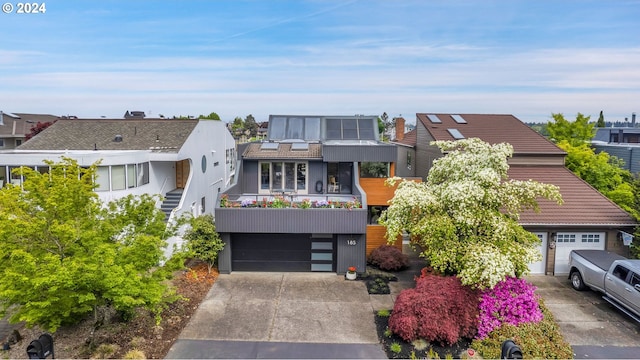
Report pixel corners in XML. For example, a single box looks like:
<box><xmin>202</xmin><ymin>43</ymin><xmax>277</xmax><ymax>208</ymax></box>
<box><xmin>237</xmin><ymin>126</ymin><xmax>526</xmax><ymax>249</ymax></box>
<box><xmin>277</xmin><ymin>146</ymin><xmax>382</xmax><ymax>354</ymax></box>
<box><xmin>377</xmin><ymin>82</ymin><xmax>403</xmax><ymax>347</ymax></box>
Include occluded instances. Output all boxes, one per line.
<box><xmin>161</xmin><ymin>189</ymin><xmax>183</xmax><ymax>221</ymax></box>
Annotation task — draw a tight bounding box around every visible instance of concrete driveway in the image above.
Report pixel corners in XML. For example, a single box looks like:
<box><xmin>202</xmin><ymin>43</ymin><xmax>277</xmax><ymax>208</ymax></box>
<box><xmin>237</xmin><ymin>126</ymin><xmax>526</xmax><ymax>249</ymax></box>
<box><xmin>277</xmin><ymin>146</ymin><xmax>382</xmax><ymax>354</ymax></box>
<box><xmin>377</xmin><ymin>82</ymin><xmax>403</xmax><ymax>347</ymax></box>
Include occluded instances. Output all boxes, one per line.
<box><xmin>166</xmin><ymin>272</ymin><xmax>403</xmax><ymax>359</ymax></box>
<box><xmin>527</xmin><ymin>275</ymin><xmax>640</xmax><ymax>358</ymax></box>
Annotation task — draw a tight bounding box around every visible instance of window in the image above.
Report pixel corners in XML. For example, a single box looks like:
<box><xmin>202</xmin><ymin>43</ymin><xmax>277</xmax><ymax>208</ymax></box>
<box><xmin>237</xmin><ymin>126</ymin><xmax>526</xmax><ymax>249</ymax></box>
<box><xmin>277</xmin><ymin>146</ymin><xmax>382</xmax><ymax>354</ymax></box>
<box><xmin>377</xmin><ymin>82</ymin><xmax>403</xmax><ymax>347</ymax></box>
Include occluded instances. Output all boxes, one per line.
<box><xmin>406</xmin><ymin>152</ymin><xmax>412</xmax><ymax>170</ymax></box>
<box><xmin>0</xmin><ymin>139</ymin><xmax>4</xmax><ymax>147</ymax></box>
<box><xmin>201</xmin><ymin>197</ymin><xmax>206</xmax><ymax>213</ymax></box>
<box><xmin>325</xmin><ymin>118</ymin><xmax>376</xmax><ymax>140</ymax></box>
<box><xmin>259</xmin><ymin>161</ymin><xmax>308</xmax><ymax>194</ymax></box>
<box><xmin>581</xmin><ymin>234</ymin><xmax>601</xmax><ymax>243</ymax></box>
<box><xmin>556</xmin><ymin>234</ymin><xmax>576</xmax><ymax>243</ymax></box>
<box><xmin>327</xmin><ymin>162</ymin><xmax>352</xmax><ymax>194</ymax></box>
<box><xmin>368</xmin><ymin>206</ymin><xmax>388</xmax><ymax>224</ymax></box>
<box><xmin>16</xmin><ymin>139</ymin><xmax>22</xmax><ymax>146</ymax></box>
<box><xmin>127</xmin><ymin>164</ymin><xmax>136</xmax><ymax>188</ymax></box>
<box><xmin>95</xmin><ymin>166</ymin><xmax>109</xmax><ymax>191</ymax></box>
<box><xmin>111</xmin><ymin>165</ymin><xmax>126</xmax><ymax>190</ymax></box>
<box><xmin>137</xmin><ymin>162</ymin><xmax>149</xmax><ymax>185</ymax></box>
<box><xmin>631</xmin><ymin>273</ymin><xmax>640</xmax><ymax>287</ymax></box>
<box><xmin>612</xmin><ymin>265</ymin><xmax>630</xmax><ymax>281</ymax></box>
<box><xmin>360</xmin><ymin>162</ymin><xmax>390</xmax><ymax>178</ymax></box>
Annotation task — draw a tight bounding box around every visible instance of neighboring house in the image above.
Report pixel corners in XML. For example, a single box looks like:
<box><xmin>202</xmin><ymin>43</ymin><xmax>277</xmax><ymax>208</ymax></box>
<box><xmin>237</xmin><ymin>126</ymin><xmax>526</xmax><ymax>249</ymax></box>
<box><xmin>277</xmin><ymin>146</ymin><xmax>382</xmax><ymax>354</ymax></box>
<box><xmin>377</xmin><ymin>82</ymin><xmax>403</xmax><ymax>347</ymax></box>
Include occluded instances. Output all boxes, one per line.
<box><xmin>592</xmin><ymin>113</ymin><xmax>640</xmax><ymax>174</ymax></box>
<box><xmin>0</xmin><ymin>118</ymin><xmax>236</xmax><ymax>255</ymax></box>
<box><xmin>0</xmin><ymin>111</ymin><xmax>59</xmax><ymax>150</ymax></box>
<box><xmin>397</xmin><ymin>113</ymin><xmax>637</xmax><ymax>275</ymax></box>
<box><xmin>215</xmin><ymin>115</ymin><xmax>410</xmax><ymax>274</ymax></box>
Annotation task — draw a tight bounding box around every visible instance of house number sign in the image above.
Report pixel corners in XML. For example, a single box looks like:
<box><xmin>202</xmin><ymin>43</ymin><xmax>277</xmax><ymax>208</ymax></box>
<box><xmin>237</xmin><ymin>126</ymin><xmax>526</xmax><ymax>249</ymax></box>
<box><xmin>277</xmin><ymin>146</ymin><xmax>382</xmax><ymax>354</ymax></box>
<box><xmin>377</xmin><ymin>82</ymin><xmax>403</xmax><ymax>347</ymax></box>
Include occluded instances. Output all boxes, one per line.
<box><xmin>346</xmin><ymin>238</ymin><xmax>357</xmax><ymax>246</ymax></box>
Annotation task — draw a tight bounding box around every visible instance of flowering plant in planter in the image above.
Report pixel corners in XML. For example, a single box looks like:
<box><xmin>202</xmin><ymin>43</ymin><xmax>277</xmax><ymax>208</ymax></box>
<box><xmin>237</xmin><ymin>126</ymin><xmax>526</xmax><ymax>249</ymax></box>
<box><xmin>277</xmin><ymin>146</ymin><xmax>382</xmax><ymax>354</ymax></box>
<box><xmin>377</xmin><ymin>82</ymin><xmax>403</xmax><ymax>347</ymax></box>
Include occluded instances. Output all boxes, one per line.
<box><xmin>219</xmin><ymin>194</ymin><xmax>229</xmax><ymax>208</ymax></box>
<box><xmin>347</xmin><ymin>266</ymin><xmax>357</xmax><ymax>274</ymax></box>
<box><xmin>300</xmin><ymin>198</ymin><xmax>312</xmax><ymax>209</ymax></box>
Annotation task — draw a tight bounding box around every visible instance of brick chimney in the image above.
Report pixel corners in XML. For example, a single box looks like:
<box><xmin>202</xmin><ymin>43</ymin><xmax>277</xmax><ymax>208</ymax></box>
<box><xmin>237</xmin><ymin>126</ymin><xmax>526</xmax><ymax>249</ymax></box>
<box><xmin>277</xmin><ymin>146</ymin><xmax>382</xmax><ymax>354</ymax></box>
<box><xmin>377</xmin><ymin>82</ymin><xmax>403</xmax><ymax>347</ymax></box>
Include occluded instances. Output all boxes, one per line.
<box><xmin>394</xmin><ymin>117</ymin><xmax>405</xmax><ymax>141</ymax></box>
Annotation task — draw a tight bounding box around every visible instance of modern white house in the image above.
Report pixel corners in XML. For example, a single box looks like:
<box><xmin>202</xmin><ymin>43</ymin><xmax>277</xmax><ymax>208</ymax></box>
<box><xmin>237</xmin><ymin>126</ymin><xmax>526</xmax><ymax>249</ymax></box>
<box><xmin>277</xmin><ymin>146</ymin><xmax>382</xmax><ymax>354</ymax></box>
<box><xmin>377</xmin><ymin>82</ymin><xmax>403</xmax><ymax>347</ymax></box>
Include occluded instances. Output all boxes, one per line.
<box><xmin>0</xmin><ymin>118</ymin><xmax>237</xmax><ymax>256</ymax></box>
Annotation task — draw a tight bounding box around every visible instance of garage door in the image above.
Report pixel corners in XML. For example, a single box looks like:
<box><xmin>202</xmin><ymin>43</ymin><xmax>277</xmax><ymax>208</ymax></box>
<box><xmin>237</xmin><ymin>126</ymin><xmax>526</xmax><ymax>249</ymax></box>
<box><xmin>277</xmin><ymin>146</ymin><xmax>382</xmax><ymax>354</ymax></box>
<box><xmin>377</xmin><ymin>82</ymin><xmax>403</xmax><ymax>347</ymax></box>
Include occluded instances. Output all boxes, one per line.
<box><xmin>554</xmin><ymin>232</ymin><xmax>605</xmax><ymax>274</ymax></box>
<box><xmin>231</xmin><ymin>233</ymin><xmax>335</xmax><ymax>272</ymax></box>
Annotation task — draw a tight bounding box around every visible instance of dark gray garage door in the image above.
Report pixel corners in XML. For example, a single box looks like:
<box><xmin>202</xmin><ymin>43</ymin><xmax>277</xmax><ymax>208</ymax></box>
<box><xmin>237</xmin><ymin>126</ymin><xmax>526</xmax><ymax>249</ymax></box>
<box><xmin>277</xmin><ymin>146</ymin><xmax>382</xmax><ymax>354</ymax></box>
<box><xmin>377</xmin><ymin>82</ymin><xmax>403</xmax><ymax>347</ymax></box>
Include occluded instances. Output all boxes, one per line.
<box><xmin>231</xmin><ymin>233</ymin><xmax>335</xmax><ymax>272</ymax></box>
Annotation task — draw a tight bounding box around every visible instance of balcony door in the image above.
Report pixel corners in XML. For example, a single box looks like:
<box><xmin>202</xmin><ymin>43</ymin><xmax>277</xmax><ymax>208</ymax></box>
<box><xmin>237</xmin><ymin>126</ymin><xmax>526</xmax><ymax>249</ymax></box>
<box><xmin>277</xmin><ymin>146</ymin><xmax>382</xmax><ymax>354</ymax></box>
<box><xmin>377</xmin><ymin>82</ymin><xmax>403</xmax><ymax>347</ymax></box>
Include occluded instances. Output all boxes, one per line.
<box><xmin>259</xmin><ymin>161</ymin><xmax>307</xmax><ymax>194</ymax></box>
<box><xmin>327</xmin><ymin>162</ymin><xmax>352</xmax><ymax>194</ymax></box>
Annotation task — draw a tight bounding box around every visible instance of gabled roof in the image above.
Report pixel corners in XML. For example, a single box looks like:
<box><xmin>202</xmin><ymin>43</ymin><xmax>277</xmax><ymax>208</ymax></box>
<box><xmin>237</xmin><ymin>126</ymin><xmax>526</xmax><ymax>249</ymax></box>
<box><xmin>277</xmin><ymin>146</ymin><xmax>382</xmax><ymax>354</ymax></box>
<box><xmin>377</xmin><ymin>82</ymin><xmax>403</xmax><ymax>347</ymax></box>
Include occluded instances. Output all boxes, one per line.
<box><xmin>510</xmin><ymin>165</ymin><xmax>637</xmax><ymax>226</ymax></box>
<box><xmin>243</xmin><ymin>142</ymin><xmax>322</xmax><ymax>159</ymax></box>
<box><xmin>393</xmin><ymin>128</ymin><xmax>417</xmax><ymax>147</ymax></box>
<box><xmin>416</xmin><ymin>113</ymin><xmax>564</xmax><ymax>155</ymax></box>
<box><xmin>0</xmin><ymin>112</ymin><xmax>59</xmax><ymax>137</ymax></box>
<box><xmin>18</xmin><ymin>119</ymin><xmax>198</xmax><ymax>152</ymax></box>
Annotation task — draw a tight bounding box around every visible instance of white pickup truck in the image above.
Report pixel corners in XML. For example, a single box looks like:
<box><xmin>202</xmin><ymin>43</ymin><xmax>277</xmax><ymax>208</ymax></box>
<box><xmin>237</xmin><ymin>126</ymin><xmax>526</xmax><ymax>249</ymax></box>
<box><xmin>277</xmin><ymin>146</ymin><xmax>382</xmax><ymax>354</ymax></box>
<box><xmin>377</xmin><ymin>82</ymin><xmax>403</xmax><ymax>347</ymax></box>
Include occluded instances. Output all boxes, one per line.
<box><xmin>568</xmin><ymin>249</ymin><xmax>640</xmax><ymax>322</ymax></box>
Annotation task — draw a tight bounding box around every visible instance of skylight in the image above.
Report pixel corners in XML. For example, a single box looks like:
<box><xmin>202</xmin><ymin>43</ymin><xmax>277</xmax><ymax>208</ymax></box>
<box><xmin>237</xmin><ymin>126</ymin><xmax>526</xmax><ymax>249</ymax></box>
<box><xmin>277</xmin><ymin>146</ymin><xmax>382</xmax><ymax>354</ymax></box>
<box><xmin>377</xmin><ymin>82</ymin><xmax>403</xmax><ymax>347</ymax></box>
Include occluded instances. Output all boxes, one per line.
<box><xmin>426</xmin><ymin>114</ymin><xmax>441</xmax><ymax>123</ymax></box>
<box><xmin>291</xmin><ymin>142</ymin><xmax>309</xmax><ymax>151</ymax></box>
<box><xmin>451</xmin><ymin>114</ymin><xmax>467</xmax><ymax>124</ymax></box>
<box><xmin>261</xmin><ymin>142</ymin><xmax>279</xmax><ymax>150</ymax></box>
<box><xmin>447</xmin><ymin>128</ymin><xmax>465</xmax><ymax>139</ymax></box>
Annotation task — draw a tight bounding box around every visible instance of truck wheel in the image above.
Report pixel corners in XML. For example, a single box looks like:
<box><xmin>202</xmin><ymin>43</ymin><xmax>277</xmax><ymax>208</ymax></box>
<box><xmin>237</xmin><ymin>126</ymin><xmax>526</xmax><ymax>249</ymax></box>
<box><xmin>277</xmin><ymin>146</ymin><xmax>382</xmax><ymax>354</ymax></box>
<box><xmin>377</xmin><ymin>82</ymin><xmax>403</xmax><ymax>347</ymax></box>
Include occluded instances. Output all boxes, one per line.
<box><xmin>570</xmin><ymin>271</ymin><xmax>586</xmax><ymax>291</ymax></box>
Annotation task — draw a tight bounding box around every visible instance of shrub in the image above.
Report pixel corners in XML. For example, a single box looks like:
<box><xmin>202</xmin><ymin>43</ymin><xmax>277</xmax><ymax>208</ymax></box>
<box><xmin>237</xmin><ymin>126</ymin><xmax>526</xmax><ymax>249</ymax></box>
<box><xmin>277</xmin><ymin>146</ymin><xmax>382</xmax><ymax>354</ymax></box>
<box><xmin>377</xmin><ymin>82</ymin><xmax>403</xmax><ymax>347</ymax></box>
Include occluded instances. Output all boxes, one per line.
<box><xmin>123</xmin><ymin>349</ymin><xmax>146</xmax><ymax>359</ymax></box>
<box><xmin>476</xmin><ymin>276</ymin><xmax>543</xmax><ymax>339</ymax></box>
<box><xmin>388</xmin><ymin>273</ymin><xmax>479</xmax><ymax>346</ymax></box>
<box><xmin>368</xmin><ymin>245</ymin><xmax>410</xmax><ymax>271</ymax></box>
<box><xmin>471</xmin><ymin>299</ymin><xmax>573</xmax><ymax>359</ymax></box>
<box><xmin>377</xmin><ymin>309</ymin><xmax>391</xmax><ymax>317</ymax></box>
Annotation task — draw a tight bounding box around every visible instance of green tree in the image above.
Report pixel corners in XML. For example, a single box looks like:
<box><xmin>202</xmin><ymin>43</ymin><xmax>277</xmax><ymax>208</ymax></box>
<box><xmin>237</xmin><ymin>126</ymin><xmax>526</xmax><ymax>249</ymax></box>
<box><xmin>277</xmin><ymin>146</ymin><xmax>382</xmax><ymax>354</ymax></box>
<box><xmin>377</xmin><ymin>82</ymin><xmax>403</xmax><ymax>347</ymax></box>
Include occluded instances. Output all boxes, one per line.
<box><xmin>199</xmin><ymin>112</ymin><xmax>221</xmax><ymax>120</ymax></box>
<box><xmin>379</xmin><ymin>138</ymin><xmax>562</xmax><ymax>289</ymax></box>
<box><xmin>0</xmin><ymin>158</ymin><xmax>181</xmax><ymax>332</ymax></box>
<box><xmin>231</xmin><ymin>116</ymin><xmax>244</xmax><ymax>132</ymax></box>
<box><xmin>596</xmin><ymin>110</ymin><xmax>605</xmax><ymax>127</ymax></box>
<box><xmin>183</xmin><ymin>214</ymin><xmax>225</xmax><ymax>274</ymax></box>
<box><xmin>244</xmin><ymin>114</ymin><xmax>258</xmax><ymax>137</ymax></box>
<box><xmin>546</xmin><ymin>113</ymin><xmax>595</xmax><ymax>147</ymax></box>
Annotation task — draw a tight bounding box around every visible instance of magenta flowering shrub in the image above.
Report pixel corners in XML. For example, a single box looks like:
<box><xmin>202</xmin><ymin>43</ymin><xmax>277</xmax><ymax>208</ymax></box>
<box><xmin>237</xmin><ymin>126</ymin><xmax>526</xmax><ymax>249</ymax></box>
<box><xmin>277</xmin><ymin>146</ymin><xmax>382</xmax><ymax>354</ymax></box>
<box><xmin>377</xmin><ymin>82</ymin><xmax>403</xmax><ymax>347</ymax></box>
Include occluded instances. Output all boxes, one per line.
<box><xmin>476</xmin><ymin>276</ymin><xmax>543</xmax><ymax>339</ymax></box>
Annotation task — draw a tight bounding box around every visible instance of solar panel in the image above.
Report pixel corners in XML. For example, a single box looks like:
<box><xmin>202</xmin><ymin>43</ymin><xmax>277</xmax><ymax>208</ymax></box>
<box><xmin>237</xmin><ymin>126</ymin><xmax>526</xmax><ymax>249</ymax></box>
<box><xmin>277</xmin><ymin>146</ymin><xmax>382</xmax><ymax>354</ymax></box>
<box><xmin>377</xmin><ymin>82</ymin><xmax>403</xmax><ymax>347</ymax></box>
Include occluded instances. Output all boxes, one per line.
<box><xmin>291</xmin><ymin>142</ymin><xmax>309</xmax><ymax>151</ymax></box>
<box><xmin>447</xmin><ymin>128</ymin><xmax>465</xmax><ymax>139</ymax></box>
<box><xmin>261</xmin><ymin>142</ymin><xmax>279</xmax><ymax>150</ymax></box>
<box><xmin>426</xmin><ymin>114</ymin><xmax>441</xmax><ymax>123</ymax></box>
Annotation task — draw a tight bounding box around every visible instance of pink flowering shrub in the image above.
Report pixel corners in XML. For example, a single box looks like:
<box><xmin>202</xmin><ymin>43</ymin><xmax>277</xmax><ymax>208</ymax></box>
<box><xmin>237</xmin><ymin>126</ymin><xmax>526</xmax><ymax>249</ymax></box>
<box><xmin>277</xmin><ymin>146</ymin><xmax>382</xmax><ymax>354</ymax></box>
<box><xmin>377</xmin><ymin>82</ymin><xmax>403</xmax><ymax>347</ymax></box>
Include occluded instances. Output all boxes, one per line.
<box><xmin>476</xmin><ymin>276</ymin><xmax>543</xmax><ymax>339</ymax></box>
<box><xmin>388</xmin><ymin>273</ymin><xmax>479</xmax><ymax>346</ymax></box>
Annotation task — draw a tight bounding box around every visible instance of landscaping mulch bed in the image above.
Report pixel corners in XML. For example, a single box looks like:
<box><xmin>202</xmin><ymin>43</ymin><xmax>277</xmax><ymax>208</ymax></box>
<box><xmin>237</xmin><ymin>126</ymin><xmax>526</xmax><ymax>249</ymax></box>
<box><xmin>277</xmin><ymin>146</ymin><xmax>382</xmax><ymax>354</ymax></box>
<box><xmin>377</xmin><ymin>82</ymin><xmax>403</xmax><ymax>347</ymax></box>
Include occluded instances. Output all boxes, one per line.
<box><xmin>374</xmin><ymin>311</ymin><xmax>475</xmax><ymax>359</ymax></box>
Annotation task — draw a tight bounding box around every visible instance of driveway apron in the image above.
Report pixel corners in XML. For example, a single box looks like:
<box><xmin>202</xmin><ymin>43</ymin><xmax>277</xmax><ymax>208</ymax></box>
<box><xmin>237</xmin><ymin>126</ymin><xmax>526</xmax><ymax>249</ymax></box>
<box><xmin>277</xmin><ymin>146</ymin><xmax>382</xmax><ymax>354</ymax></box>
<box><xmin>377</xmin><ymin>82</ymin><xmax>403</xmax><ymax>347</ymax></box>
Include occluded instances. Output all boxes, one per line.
<box><xmin>177</xmin><ymin>272</ymin><xmax>379</xmax><ymax>343</ymax></box>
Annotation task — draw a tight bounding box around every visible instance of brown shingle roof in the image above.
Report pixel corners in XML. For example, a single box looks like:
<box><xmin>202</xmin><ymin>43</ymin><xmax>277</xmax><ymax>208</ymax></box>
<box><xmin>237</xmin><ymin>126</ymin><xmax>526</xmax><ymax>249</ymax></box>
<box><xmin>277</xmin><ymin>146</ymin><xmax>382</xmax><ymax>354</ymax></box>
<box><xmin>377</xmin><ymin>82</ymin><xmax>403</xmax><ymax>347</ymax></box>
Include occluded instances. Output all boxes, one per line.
<box><xmin>509</xmin><ymin>165</ymin><xmax>637</xmax><ymax>226</ymax></box>
<box><xmin>417</xmin><ymin>113</ymin><xmax>564</xmax><ymax>155</ymax></box>
<box><xmin>18</xmin><ymin>119</ymin><xmax>198</xmax><ymax>151</ymax></box>
<box><xmin>243</xmin><ymin>142</ymin><xmax>322</xmax><ymax>159</ymax></box>
<box><xmin>0</xmin><ymin>113</ymin><xmax>59</xmax><ymax>137</ymax></box>
<box><xmin>394</xmin><ymin>129</ymin><xmax>417</xmax><ymax>147</ymax></box>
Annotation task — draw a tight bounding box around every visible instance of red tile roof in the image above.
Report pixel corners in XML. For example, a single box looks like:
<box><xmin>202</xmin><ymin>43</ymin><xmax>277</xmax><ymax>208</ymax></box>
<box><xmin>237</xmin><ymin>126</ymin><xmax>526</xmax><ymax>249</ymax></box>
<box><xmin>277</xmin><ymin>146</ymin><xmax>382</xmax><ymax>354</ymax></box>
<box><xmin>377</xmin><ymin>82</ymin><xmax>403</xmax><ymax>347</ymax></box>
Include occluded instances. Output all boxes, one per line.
<box><xmin>509</xmin><ymin>166</ymin><xmax>636</xmax><ymax>226</ymax></box>
<box><xmin>416</xmin><ymin>113</ymin><xmax>564</xmax><ymax>155</ymax></box>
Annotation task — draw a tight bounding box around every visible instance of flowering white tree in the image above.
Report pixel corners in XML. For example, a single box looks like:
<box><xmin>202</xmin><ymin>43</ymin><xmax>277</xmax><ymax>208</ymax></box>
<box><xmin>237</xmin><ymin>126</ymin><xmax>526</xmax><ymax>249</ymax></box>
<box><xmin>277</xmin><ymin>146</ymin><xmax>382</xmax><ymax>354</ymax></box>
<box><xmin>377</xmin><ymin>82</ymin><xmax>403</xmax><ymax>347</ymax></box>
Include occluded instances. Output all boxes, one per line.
<box><xmin>380</xmin><ymin>138</ymin><xmax>563</xmax><ymax>289</ymax></box>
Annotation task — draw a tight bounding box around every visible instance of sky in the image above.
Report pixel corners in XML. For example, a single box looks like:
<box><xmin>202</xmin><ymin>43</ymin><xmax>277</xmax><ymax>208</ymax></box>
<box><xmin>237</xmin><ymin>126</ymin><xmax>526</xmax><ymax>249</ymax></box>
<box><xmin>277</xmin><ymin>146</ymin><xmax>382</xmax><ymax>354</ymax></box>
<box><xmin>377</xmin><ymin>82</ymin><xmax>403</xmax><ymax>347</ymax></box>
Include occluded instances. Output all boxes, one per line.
<box><xmin>1</xmin><ymin>0</ymin><xmax>639</xmax><ymax>124</ymax></box>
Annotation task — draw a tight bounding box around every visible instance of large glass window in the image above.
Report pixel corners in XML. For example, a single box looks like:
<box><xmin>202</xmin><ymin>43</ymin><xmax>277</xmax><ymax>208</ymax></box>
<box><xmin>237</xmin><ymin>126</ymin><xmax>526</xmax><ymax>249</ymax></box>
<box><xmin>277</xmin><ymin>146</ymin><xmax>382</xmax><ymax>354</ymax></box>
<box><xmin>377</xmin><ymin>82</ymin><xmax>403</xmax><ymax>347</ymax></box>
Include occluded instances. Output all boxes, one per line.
<box><xmin>327</xmin><ymin>162</ymin><xmax>352</xmax><ymax>194</ymax></box>
<box><xmin>342</xmin><ymin>119</ymin><xmax>358</xmax><ymax>139</ymax></box>
<box><xmin>326</xmin><ymin>118</ymin><xmax>342</xmax><ymax>139</ymax></box>
<box><xmin>111</xmin><ymin>165</ymin><xmax>126</xmax><ymax>190</ymax></box>
<box><xmin>325</xmin><ymin>118</ymin><xmax>376</xmax><ymax>140</ymax></box>
<box><xmin>259</xmin><ymin>161</ymin><xmax>308</xmax><ymax>194</ymax></box>
<box><xmin>304</xmin><ymin>117</ymin><xmax>321</xmax><ymax>140</ymax></box>
<box><xmin>95</xmin><ymin>166</ymin><xmax>109</xmax><ymax>191</ymax></box>
<box><xmin>269</xmin><ymin>117</ymin><xmax>286</xmax><ymax>139</ymax></box>
<box><xmin>260</xmin><ymin>163</ymin><xmax>270</xmax><ymax>190</ymax></box>
<box><xmin>296</xmin><ymin>163</ymin><xmax>306</xmax><ymax>191</ymax></box>
<box><xmin>360</xmin><ymin>162</ymin><xmax>390</xmax><ymax>178</ymax></box>
<box><xmin>137</xmin><ymin>162</ymin><xmax>149</xmax><ymax>185</ymax></box>
<box><xmin>127</xmin><ymin>164</ymin><xmax>136</xmax><ymax>188</ymax></box>
<box><xmin>287</xmin><ymin>117</ymin><xmax>304</xmax><ymax>139</ymax></box>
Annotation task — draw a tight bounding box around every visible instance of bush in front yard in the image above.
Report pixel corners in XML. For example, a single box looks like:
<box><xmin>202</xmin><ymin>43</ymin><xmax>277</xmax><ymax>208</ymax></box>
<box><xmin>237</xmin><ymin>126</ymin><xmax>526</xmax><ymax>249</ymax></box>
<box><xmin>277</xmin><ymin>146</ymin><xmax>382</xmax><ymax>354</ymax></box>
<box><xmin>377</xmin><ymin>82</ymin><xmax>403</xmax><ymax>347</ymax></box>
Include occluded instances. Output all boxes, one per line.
<box><xmin>388</xmin><ymin>273</ymin><xmax>479</xmax><ymax>346</ymax></box>
<box><xmin>476</xmin><ymin>276</ymin><xmax>543</xmax><ymax>339</ymax></box>
<box><xmin>471</xmin><ymin>299</ymin><xmax>573</xmax><ymax>359</ymax></box>
<box><xmin>367</xmin><ymin>245</ymin><xmax>410</xmax><ymax>271</ymax></box>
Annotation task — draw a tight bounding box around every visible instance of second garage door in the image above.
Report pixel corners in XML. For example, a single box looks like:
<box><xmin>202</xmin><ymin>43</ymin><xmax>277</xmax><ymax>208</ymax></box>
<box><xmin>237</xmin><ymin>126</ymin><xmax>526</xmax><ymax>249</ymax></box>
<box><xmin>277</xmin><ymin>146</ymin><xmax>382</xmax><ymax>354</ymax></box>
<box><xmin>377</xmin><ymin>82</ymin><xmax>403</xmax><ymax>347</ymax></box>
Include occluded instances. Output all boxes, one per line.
<box><xmin>554</xmin><ymin>232</ymin><xmax>605</xmax><ymax>274</ymax></box>
<box><xmin>231</xmin><ymin>233</ymin><xmax>336</xmax><ymax>272</ymax></box>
